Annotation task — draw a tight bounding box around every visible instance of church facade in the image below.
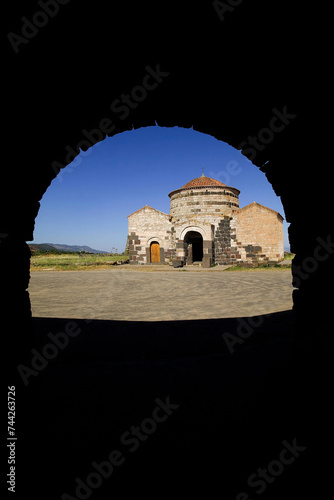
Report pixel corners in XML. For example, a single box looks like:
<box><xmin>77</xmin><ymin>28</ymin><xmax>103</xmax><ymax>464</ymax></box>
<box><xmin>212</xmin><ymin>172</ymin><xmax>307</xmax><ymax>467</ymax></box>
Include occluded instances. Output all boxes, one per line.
<box><xmin>127</xmin><ymin>174</ymin><xmax>284</xmax><ymax>267</ymax></box>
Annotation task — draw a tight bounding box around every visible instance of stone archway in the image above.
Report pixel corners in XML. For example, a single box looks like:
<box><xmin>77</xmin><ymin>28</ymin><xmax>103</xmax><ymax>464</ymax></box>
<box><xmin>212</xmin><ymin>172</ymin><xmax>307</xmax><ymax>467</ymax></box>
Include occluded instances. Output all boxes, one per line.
<box><xmin>3</xmin><ymin>3</ymin><xmax>332</xmax><ymax>499</ymax></box>
<box><xmin>184</xmin><ymin>231</ymin><xmax>203</xmax><ymax>264</ymax></box>
<box><xmin>2</xmin><ymin>0</ymin><xmax>331</xmax><ymax>385</ymax></box>
<box><xmin>179</xmin><ymin>225</ymin><xmax>208</xmax><ymax>241</ymax></box>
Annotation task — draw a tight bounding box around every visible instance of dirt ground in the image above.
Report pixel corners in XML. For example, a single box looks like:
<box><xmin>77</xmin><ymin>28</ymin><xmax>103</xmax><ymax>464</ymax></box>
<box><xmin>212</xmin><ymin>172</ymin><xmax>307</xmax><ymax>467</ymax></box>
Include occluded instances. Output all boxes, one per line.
<box><xmin>29</xmin><ymin>267</ymin><xmax>293</xmax><ymax>321</ymax></box>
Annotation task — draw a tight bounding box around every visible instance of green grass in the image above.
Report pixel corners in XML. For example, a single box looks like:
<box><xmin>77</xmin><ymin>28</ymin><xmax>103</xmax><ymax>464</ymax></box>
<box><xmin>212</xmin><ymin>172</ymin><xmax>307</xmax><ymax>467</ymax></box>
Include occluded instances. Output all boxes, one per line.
<box><xmin>224</xmin><ymin>252</ymin><xmax>294</xmax><ymax>271</ymax></box>
<box><xmin>30</xmin><ymin>253</ymin><xmax>129</xmax><ymax>271</ymax></box>
<box><xmin>225</xmin><ymin>263</ymin><xmax>291</xmax><ymax>271</ymax></box>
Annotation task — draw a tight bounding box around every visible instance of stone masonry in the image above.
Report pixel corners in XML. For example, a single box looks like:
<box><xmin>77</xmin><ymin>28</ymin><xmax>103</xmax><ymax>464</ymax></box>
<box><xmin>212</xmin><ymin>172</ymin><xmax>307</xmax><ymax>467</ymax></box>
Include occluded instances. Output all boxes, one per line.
<box><xmin>127</xmin><ymin>174</ymin><xmax>284</xmax><ymax>266</ymax></box>
<box><xmin>127</xmin><ymin>205</ymin><xmax>174</xmax><ymax>264</ymax></box>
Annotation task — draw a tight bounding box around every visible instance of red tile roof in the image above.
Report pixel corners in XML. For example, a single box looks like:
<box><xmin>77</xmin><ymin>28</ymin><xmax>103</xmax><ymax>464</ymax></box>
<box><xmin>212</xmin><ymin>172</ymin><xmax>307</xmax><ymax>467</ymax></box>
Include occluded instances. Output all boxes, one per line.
<box><xmin>168</xmin><ymin>174</ymin><xmax>239</xmax><ymax>198</ymax></box>
<box><xmin>181</xmin><ymin>175</ymin><xmax>226</xmax><ymax>189</ymax></box>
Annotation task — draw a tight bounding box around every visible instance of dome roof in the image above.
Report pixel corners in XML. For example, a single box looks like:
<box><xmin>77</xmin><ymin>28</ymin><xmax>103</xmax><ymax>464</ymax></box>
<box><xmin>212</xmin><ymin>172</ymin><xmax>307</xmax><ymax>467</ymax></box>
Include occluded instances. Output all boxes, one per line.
<box><xmin>181</xmin><ymin>175</ymin><xmax>226</xmax><ymax>189</ymax></box>
<box><xmin>168</xmin><ymin>173</ymin><xmax>240</xmax><ymax>198</ymax></box>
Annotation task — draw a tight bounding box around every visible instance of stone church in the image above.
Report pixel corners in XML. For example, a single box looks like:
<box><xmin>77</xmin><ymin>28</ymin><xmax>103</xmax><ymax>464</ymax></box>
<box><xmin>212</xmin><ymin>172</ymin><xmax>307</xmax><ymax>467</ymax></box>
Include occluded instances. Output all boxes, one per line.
<box><xmin>127</xmin><ymin>174</ymin><xmax>284</xmax><ymax>267</ymax></box>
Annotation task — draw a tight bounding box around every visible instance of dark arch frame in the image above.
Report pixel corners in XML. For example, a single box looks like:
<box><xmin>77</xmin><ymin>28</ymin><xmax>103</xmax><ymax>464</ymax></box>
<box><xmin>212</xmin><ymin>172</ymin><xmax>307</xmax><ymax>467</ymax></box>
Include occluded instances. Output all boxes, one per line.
<box><xmin>3</xmin><ymin>2</ymin><xmax>332</xmax><ymax>498</ymax></box>
<box><xmin>3</xmin><ymin>0</ymin><xmax>331</xmax><ymax>368</ymax></box>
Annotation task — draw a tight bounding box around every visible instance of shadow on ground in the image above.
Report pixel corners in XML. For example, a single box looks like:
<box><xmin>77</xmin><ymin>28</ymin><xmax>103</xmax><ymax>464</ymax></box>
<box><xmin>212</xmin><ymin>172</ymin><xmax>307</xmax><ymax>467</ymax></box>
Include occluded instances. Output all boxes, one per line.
<box><xmin>12</xmin><ymin>311</ymin><xmax>330</xmax><ymax>499</ymax></box>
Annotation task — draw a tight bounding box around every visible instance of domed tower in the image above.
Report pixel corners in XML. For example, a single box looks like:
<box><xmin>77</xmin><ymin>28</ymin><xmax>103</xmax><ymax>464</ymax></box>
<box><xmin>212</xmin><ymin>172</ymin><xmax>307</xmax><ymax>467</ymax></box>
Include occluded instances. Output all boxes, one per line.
<box><xmin>168</xmin><ymin>173</ymin><xmax>240</xmax><ymax>223</ymax></box>
<box><xmin>168</xmin><ymin>174</ymin><xmax>240</xmax><ymax>266</ymax></box>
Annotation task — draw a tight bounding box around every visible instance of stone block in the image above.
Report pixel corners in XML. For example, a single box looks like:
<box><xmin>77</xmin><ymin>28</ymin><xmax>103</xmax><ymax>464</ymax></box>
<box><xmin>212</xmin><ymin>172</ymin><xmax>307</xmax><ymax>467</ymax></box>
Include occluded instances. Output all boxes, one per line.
<box><xmin>203</xmin><ymin>240</ymin><xmax>212</xmax><ymax>248</ymax></box>
<box><xmin>202</xmin><ymin>255</ymin><xmax>212</xmax><ymax>268</ymax></box>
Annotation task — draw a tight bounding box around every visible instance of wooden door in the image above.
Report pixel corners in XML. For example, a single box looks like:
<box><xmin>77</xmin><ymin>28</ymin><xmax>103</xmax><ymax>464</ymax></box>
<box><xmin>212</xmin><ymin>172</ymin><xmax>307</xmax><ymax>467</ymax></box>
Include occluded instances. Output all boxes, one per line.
<box><xmin>150</xmin><ymin>242</ymin><xmax>160</xmax><ymax>263</ymax></box>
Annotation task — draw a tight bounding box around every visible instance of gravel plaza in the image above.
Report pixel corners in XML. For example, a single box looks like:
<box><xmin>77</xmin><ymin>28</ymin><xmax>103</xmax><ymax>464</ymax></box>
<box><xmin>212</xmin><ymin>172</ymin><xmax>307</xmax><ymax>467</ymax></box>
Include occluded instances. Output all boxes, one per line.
<box><xmin>28</xmin><ymin>267</ymin><xmax>293</xmax><ymax>321</ymax></box>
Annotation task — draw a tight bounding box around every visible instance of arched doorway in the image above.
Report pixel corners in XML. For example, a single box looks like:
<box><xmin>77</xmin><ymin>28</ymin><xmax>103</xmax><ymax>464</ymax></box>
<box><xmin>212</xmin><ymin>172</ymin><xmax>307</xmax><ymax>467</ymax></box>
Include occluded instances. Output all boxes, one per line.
<box><xmin>150</xmin><ymin>241</ymin><xmax>160</xmax><ymax>263</ymax></box>
<box><xmin>184</xmin><ymin>231</ymin><xmax>203</xmax><ymax>263</ymax></box>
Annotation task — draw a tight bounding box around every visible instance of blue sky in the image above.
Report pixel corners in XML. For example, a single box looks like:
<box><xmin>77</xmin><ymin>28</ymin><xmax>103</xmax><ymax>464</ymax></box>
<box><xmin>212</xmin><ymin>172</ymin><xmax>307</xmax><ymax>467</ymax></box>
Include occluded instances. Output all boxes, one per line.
<box><xmin>29</xmin><ymin>126</ymin><xmax>290</xmax><ymax>252</ymax></box>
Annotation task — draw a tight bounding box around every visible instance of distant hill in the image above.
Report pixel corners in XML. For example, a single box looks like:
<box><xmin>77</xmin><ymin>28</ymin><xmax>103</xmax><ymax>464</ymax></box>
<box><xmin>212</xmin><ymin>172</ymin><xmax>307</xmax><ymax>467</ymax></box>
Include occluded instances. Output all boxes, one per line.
<box><xmin>30</xmin><ymin>243</ymin><xmax>108</xmax><ymax>254</ymax></box>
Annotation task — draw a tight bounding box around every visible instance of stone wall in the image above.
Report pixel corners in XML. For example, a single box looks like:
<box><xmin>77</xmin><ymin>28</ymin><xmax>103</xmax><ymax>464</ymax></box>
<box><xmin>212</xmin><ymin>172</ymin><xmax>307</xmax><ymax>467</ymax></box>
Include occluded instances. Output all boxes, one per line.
<box><xmin>214</xmin><ymin>217</ymin><xmax>239</xmax><ymax>265</ymax></box>
<box><xmin>233</xmin><ymin>202</ymin><xmax>284</xmax><ymax>263</ymax></box>
<box><xmin>213</xmin><ymin>204</ymin><xmax>284</xmax><ymax>266</ymax></box>
<box><xmin>169</xmin><ymin>187</ymin><xmax>239</xmax><ymax>222</ymax></box>
<box><xmin>128</xmin><ymin>200</ymin><xmax>283</xmax><ymax>266</ymax></box>
<box><xmin>127</xmin><ymin>205</ymin><xmax>173</xmax><ymax>264</ymax></box>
